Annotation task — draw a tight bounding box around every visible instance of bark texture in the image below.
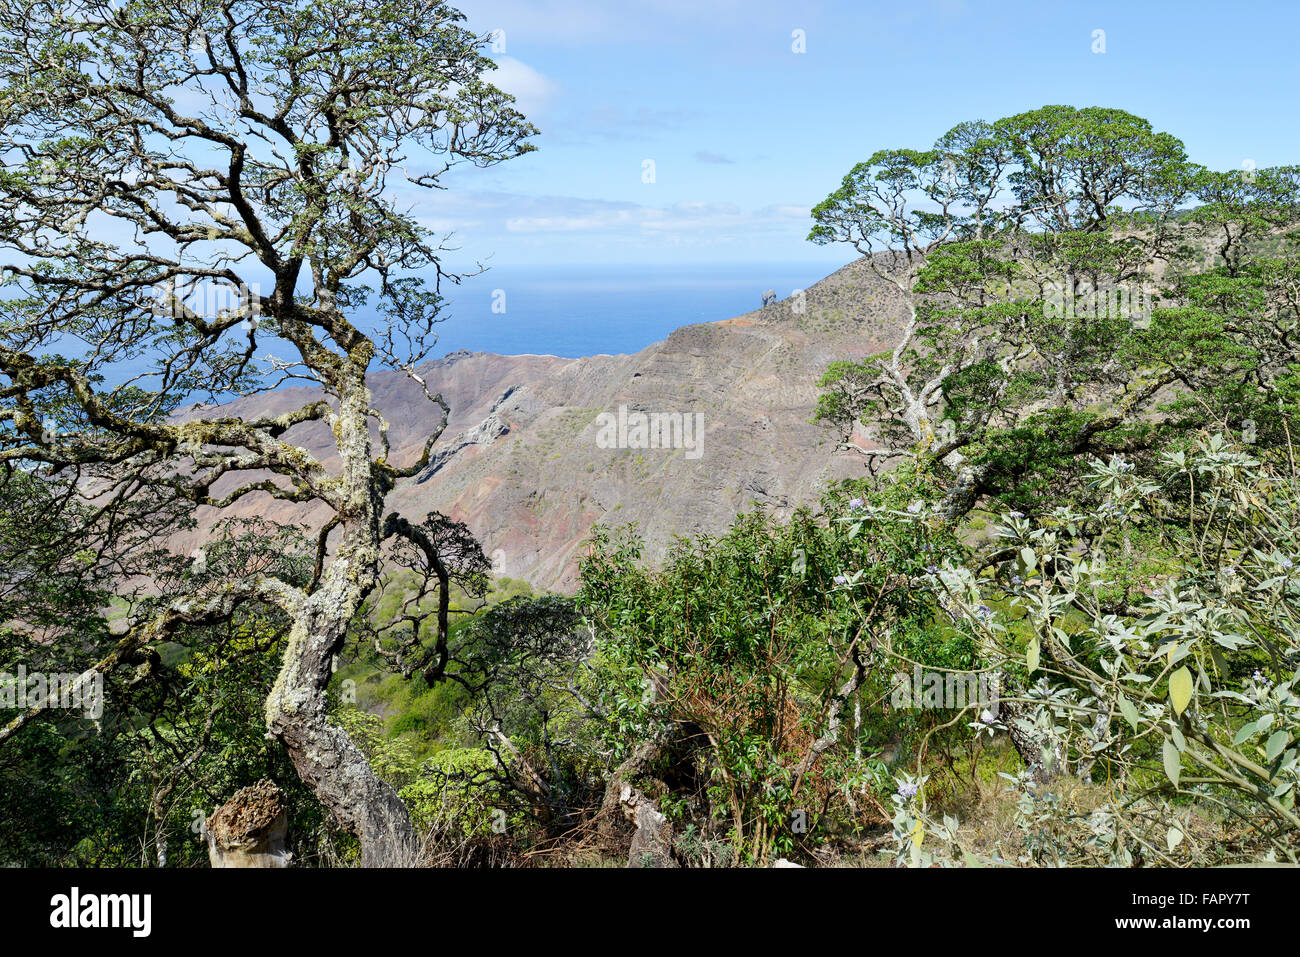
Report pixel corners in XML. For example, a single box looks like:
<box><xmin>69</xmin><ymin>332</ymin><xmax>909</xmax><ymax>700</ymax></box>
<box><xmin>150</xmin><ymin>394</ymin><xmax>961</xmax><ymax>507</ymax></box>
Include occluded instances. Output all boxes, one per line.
<box><xmin>205</xmin><ymin>780</ymin><xmax>292</xmax><ymax>868</ymax></box>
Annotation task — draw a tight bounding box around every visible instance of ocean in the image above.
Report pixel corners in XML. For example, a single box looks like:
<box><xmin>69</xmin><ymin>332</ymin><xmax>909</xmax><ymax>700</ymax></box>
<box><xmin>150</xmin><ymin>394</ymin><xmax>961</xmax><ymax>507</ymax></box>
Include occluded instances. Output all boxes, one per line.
<box><xmin>423</xmin><ymin>262</ymin><xmax>844</xmax><ymax>359</ymax></box>
<box><xmin>33</xmin><ymin>262</ymin><xmax>847</xmax><ymax>395</ymax></box>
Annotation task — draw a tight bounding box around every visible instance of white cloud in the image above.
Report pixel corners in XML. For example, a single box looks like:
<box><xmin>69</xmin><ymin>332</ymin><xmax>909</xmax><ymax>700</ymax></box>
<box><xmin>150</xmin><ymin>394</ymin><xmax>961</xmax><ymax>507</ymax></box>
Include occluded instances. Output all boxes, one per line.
<box><xmin>492</xmin><ymin>195</ymin><xmax>806</xmax><ymax>236</ymax></box>
<box><xmin>455</xmin><ymin>0</ymin><xmax>807</xmax><ymax>48</ymax></box>
<box><xmin>484</xmin><ymin>56</ymin><xmax>561</xmax><ymax>118</ymax></box>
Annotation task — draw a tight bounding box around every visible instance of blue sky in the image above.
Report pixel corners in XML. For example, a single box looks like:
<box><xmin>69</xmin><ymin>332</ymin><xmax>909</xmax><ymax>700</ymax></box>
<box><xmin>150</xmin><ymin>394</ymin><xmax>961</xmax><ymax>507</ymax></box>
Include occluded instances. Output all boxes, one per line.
<box><xmin>418</xmin><ymin>0</ymin><xmax>1300</xmax><ymax>270</ymax></box>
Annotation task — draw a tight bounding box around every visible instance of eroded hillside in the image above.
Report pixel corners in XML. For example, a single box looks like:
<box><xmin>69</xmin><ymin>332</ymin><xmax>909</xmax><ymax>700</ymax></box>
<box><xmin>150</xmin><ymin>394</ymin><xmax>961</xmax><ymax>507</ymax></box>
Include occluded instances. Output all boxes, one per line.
<box><xmin>179</xmin><ymin>257</ymin><xmax>904</xmax><ymax>590</ymax></box>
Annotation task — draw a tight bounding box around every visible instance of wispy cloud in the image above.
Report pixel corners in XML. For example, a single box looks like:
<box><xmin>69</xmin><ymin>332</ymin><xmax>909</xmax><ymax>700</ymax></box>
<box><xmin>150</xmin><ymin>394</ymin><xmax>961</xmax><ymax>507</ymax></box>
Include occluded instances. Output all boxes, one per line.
<box><xmin>694</xmin><ymin>150</ymin><xmax>735</xmax><ymax>164</ymax></box>
<box><xmin>484</xmin><ymin>56</ymin><xmax>561</xmax><ymax>119</ymax></box>
<box><xmin>488</xmin><ymin>195</ymin><xmax>807</xmax><ymax>236</ymax></box>
<box><xmin>454</xmin><ymin>0</ymin><xmax>804</xmax><ymax>48</ymax></box>
<box><xmin>563</xmin><ymin>105</ymin><xmax>695</xmax><ymax>143</ymax></box>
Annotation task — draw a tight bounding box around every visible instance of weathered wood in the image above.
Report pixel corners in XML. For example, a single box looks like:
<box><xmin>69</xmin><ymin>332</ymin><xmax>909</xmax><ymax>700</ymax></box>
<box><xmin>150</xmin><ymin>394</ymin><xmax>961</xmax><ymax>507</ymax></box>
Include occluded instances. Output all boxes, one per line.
<box><xmin>205</xmin><ymin>780</ymin><xmax>292</xmax><ymax>868</ymax></box>
<box><xmin>619</xmin><ymin>784</ymin><xmax>677</xmax><ymax>869</ymax></box>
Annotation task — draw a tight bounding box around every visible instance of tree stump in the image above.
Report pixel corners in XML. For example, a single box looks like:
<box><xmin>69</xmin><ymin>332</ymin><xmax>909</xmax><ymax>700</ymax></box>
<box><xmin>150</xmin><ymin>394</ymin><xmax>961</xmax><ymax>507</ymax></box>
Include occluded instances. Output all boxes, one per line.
<box><xmin>204</xmin><ymin>780</ymin><xmax>292</xmax><ymax>868</ymax></box>
<box><xmin>620</xmin><ymin>784</ymin><xmax>677</xmax><ymax>868</ymax></box>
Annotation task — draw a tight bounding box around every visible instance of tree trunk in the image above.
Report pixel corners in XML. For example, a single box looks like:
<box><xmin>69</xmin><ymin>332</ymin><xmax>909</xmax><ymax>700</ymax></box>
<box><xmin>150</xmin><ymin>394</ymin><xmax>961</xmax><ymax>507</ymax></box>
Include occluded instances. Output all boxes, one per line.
<box><xmin>262</xmin><ymin>378</ymin><xmax>422</xmax><ymax>867</ymax></box>
<box><xmin>620</xmin><ymin>784</ymin><xmax>676</xmax><ymax>868</ymax></box>
<box><xmin>600</xmin><ymin>726</ymin><xmax>682</xmax><ymax>867</ymax></box>
<box><xmin>263</xmin><ymin>533</ymin><xmax>420</xmax><ymax>866</ymax></box>
<box><xmin>1003</xmin><ymin>700</ymin><xmax>1059</xmax><ymax>784</ymax></box>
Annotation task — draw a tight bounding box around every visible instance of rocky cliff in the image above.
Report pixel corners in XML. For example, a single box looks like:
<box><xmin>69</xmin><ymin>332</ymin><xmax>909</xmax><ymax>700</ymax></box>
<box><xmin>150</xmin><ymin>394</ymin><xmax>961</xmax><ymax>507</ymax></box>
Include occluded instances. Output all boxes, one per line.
<box><xmin>184</xmin><ymin>257</ymin><xmax>905</xmax><ymax>592</ymax></box>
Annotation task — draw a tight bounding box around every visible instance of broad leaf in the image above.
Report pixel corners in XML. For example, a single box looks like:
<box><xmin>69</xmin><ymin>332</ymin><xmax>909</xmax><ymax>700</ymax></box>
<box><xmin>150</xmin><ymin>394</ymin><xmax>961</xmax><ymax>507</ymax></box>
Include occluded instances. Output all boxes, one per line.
<box><xmin>1163</xmin><ymin>738</ymin><xmax>1181</xmax><ymax>788</ymax></box>
<box><xmin>1169</xmin><ymin>667</ymin><xmax>1193</xmax><ymax>715</ymax></box>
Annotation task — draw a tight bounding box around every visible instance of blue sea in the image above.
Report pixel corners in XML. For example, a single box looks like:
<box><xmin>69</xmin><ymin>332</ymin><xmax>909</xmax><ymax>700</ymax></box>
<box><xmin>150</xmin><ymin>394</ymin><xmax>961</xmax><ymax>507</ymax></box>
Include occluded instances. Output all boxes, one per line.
<box><xmin>422</xmin><ymin>262</ymin><xmax>843</xmax><ymax>358</ymax></box>
<box><xmin>34</xmin><ymin>262</ymin><xmax>846</xmax><ymax>395</ymax></box>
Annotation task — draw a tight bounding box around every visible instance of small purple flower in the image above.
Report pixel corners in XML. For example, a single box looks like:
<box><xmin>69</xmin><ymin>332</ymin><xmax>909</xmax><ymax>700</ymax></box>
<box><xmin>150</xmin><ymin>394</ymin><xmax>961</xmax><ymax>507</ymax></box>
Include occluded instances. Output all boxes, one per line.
<box><xmin>975</xmin><ymin>604</ymin><xmax>992</xmax><ymax>619</ymax></box>
<box><xmin>897</xmin><ymin>781</ymin><xmax>919</xmax><ymax>799</ymax></box>
<box><xmin>833</xmin><ymin>574</ymin><xmax>848</xmax><ymax>585</ymax></box>
<box><xmin>1011</xmin><ymin>575</ymin><xmax>1023</xmax><ymax>585</ymax></box>
<box><xmin>1281</xmin><ymin>558</ymin><xmax>1294</xmax><ymax>570</ymax></box>
<box><xmin>980</xmin><ymin>709</ymin><xmax>996</xmax><ymax>725</ymax></box>
<box><xmin>924</xmin><ymin>565</ymin><xmax>938</xmax><ymax>575</ymax></box>
<box><xmin>907</xmin><ymin>500</ymin><xmax>924</xmax><ymax>514</ymax></box>
<box><xmin>848</xmin><ymin>497</ymin><xmax>864</xmax><ymax>510</ymax></box>
<box><xmin>1008</xmin><ymin>510</ymin><xmax>1025</xmax><ymax>520</ymax></box>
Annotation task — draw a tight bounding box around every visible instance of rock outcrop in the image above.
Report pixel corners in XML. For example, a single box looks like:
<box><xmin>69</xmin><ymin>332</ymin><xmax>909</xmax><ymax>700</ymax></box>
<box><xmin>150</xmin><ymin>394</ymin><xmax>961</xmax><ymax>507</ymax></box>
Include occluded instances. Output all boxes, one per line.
<box><xmin>179</xmin><ymin>257</ymin><xmax>906</xmax><ymax>592</ymax></box>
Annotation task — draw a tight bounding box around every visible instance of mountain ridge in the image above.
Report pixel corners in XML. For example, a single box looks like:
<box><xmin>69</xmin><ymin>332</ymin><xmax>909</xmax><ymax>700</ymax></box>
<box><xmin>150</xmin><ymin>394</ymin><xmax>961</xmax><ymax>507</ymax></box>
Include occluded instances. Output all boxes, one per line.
<box><xmin>180</xmin><ymin>257</ymin><xmax>903</xmax><ymax>591</ymax></box>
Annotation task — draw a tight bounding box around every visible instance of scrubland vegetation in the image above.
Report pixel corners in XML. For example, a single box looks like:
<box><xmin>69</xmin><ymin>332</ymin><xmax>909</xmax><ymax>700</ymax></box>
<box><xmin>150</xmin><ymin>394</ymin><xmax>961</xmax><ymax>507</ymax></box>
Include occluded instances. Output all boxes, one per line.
<box><xmin>1</xmin><ymin>2</ymin><xmax>1296</xmax><ymax>868</ymax></box>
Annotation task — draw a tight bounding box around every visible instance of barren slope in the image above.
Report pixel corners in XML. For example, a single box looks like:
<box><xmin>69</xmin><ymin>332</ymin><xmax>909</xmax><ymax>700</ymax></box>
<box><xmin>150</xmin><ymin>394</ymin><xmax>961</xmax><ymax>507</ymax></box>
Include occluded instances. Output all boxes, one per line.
<box><xmin>182</xmin><ymin>257</ymin><xmax>903</xmax><ymax>591</ymax></box>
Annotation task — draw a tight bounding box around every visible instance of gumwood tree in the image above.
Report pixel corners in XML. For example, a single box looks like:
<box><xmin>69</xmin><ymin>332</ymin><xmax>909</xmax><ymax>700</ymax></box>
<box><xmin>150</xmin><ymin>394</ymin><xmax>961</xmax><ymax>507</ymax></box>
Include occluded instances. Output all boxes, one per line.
<box><xmin>809</xmin><ymin>106</ymin><xmax>1300</xmax><ymax>780</ymax></box>
<box><xmin>806</xmin><ymin>106</ymin><xmax>1295</xmax><ymax>519</ymax></box>
<box><xmin>0</xmin><ymin>0</ymin><xmax>535</xmax><ymax>864</ymax></box>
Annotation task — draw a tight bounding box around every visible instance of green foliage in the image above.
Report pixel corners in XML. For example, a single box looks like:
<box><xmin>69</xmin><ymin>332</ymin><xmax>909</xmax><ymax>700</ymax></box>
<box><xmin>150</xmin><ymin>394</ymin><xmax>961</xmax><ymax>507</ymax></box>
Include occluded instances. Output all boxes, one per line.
<box><xmin>400</xmin><ymin>748</ymin><xmax>514</xmax><ymax>839</ymax></box>
<box><xmin>805</xmin><ymin>105</ymin><xmax>1300</xmax><ymax>867</ymax></box>
<box><xmin>0</xmin><ymin>469</ymin><xmax>109</xmax><ymax>638</ymax></box>
<box><xmin>906</xmin><ymin>437</ymin><xmax>1299</xmax><ymax>865</ymax></box>
<box><xmin>0</xmin><ymin>516</ymin><xmax>341</xmax><ymax>867</ymax></box>
<box><xmin>578</xmin><ymin>472</ymin><xmax>971</xmax><ymax>864</ymax></box>
<box><xmin>810</xmin><ymin>104</ymin><xmax>1300</xmax><ymax>522</ymax></box>
<box><xmin>334</xmin><ymin>709</ymin><xmax>421</xmax><ymax>790</ymax></box>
